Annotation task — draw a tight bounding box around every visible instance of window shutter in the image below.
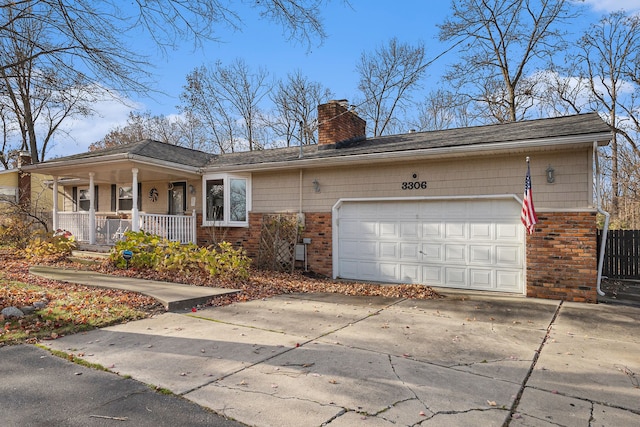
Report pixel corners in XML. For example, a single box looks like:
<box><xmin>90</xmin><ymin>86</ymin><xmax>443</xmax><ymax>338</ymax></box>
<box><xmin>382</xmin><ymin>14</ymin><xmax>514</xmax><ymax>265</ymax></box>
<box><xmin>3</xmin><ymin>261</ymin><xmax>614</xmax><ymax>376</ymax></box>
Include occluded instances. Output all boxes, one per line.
<box><xmin>72</xmin><ymin>187</ymin><xmax>78</xmax><ymax>212</ymax></box>
<box><xmin>111</xmin><ymin>184</ymin><xmax>116</xmax><ymax>211</ymax></box>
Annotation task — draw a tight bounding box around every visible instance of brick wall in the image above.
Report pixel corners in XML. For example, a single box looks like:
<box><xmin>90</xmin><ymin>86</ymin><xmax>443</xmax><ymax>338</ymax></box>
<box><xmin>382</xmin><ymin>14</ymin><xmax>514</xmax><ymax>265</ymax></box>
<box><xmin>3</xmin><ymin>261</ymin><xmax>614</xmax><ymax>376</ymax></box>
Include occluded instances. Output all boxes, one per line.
<box><xmin>317</xmin><ymin>101</ymin><xmax>366</xmax><ymax>146</ymax></box>
<box><xmin>196</xmin><ymin>212</ymin><xmax>334</xmax><ymax>277</ymax></box>
<box><xmin>300</xmin><ymin>213</ymin><xmax>332</xmax><ymax>277</ymax></box>
<box><xmin>526</xmin><ymin>211</ymin><xmax>598</xmax><ymax>303</ymax></box>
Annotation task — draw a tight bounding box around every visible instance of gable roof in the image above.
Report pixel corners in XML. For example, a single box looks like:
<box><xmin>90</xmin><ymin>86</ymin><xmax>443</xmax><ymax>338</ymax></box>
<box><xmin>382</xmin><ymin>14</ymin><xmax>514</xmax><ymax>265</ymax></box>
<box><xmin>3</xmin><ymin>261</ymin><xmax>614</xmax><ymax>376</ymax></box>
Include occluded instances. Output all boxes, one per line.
<box><xmin>50</xmin><ymin>139</ymin><xmax>215</xmax><ymax>168</ymax></box>
<box><xmin>204</xmin><ymin>113</ymin><xmax>611</xmax><ymax>172</ymax></box>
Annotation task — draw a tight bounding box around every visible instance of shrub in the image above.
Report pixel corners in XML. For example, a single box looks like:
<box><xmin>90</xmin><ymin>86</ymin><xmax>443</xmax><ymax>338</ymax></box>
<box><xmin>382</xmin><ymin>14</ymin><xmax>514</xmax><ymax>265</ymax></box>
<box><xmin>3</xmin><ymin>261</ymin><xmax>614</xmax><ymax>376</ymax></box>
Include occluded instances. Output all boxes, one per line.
<box><xmin>0</xmin><ymin>216</ymin><xmax>34</xmax><ymax>249</ymax></box>
<box><xmin>24</xmin><ymin>231</ymin><xmax>77</xmax><ymax>260</ymax></box>
<box><xmin>110</xmin><ymin>231</ymin><xmax>251</xmax><ymax>280</ymax></box>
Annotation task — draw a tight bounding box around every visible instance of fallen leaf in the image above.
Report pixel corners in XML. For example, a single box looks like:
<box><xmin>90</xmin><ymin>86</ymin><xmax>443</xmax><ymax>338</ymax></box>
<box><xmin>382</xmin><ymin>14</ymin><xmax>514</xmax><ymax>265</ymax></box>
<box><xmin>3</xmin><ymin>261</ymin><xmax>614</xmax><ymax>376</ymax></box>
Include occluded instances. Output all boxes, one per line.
<box><xmin>487</xmin><ymin>400</ymin><xmax>497</xmax><ymax>406</ymax></box>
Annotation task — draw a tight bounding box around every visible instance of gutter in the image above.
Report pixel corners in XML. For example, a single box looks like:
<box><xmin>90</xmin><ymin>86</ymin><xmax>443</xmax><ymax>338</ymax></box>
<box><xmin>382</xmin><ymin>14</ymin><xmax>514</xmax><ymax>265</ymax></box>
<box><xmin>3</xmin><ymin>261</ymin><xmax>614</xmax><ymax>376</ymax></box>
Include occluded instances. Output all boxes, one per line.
<box><xmin>594</xmin><ymin>141</ymin><xmax>609</xmax><ymax>297</ymax></box>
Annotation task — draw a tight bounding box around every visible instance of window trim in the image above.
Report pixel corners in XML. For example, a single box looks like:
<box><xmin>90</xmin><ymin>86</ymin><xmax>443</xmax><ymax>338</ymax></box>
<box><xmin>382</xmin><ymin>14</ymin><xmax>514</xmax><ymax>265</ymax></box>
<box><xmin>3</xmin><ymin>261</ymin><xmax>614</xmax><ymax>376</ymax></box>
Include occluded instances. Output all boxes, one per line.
<box><xmin>202</xmin><ymin>173</ymin><xmax>251</xmax><ymax>227</ymax></box>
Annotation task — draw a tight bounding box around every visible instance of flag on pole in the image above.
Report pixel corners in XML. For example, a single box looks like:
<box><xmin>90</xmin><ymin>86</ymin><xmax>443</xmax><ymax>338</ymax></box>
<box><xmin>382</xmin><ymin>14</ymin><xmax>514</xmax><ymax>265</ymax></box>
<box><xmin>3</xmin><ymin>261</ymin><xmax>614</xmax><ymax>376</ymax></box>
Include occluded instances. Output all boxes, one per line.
<box><xmin>521</xmin><ymin>159</ymin><xmax>538</xmax><ymax>234</ymax></box>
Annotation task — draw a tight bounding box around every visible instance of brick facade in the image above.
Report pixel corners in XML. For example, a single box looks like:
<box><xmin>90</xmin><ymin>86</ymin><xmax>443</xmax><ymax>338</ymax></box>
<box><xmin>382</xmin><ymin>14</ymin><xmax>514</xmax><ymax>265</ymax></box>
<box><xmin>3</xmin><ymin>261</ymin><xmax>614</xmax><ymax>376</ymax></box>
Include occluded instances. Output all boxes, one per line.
<box><xmin>195</xmin><ymin>210</ymin><xmax>599</xmax><ymax>302</ymax></box>
<box><xmin>526</xmin><ymin>211</ymin><xmax>598</xmax><ymax>303</ymax></box>
<box><xmin>195</xmin><ymin>212</ymin><xmax>334</xmax><ymax>277</ymax></box>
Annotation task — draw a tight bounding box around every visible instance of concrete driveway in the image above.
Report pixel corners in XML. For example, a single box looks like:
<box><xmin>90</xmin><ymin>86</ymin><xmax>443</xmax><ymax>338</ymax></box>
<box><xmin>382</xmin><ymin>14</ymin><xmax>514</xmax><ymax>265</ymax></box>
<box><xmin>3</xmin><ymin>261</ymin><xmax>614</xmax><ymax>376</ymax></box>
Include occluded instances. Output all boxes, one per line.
<box><xmin>39</xmin><ymin>291</ymin><xmax>640</xmax><ymax>426</ymax></box>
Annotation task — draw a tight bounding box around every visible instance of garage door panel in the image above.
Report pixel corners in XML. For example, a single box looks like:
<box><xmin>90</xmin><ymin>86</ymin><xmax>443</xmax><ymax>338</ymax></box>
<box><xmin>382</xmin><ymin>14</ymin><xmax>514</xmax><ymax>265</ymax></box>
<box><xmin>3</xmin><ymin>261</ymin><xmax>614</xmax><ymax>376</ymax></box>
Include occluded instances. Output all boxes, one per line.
<box><xmin>400</xmin><ymin>243</ymin><xmax>420</xmax><ymax>260</ymax></box>
<box><xmin>496</xmin><ymin>245</ymin><xmax>521</xmax><ymax>266</ymax></box>
<box><xmin>445</xmin><ymin>244</ymin><xmax>466</xmax><ymax>262</ymax></box>
<box><xmin>421</xmin><ymin>244</ymin><xmax>442</xmax><ymax>262</ymax></box>
<box><xmin>341</xmin><ymin>240</ymin><xmax>377</xmax><ymax>259</ymax></box>
<box><xmin>469</xmin><ymin>269</ymin><xmax>493</xmax><ymax>289</ymax></box>
<box><xmin>358</xmin><ymin>262</ymin><xmax>379</xmax><ymax>280</ymax></box>
<box><xmin>470</xmin><ymin>222</ymin><xmax>493</xmax><ymax>240</ymax></box>
<box><xmin>401</xmin><ymin>222</ymin><xmax>420</xmax><ymax>238</ymax></box>
<box><xmin>380</xmin><ymin>263</ymin><xmax>399</xmax><ymax>281</ymax></box>
<box><xmin>422</xmin><ymin>266</ymin><xmax>443</xmax><ymax>284</ymax></box>
<box><xmin>337</xmin><ymin>199</ymin><xmax>524</xmax><ymax>293</ymax></box>
<box><xmin>401</xmin><ymin>265</ymin><xmax>420</xmax><ymax>282</ymax></box>
<box><xmin>496</xmin><ymin>270</ymin><xmax>522</xmax><ymax>291</ymax></box>
<box><xmin>470</xmin><ymin>245</ymin><xmax>493</xmax><ymax>264</ymax></box>
<box><xmin>445</xmin><ymin>222</ymin><xmax>466</xmax><ymax>239</ymax></box>
<box><xmin>380</xmin><ymin>222</ymin><xmax>398</xmax><ymax>238</ymax></box>
<box><xmin>445</xmin><ymin>267</ymin><xmax>466</xmax><ymax>286</ymax></box>
<box><xmin>423</xmin><ymin>222</ymin><xmax>442</xmax><ymax>238</ymax></box>
<box><xmin>380</xmin><ymin>242</ymin><xmax>398</xmax><ymax>259</ymax></box>
<box><xmin>496</xmin><ymin>223</ymin><xmax>521</xmax><ymax>240</ymax></box>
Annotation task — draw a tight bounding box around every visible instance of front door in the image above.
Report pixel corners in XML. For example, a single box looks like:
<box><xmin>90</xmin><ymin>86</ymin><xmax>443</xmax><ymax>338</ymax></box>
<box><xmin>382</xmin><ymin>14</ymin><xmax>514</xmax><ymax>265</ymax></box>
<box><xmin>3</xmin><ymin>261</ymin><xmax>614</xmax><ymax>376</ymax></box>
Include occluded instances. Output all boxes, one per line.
<box><xmin>168</xmin><ymin>182</ymin><xmax>186</xmax><ymax>215</ymax></box>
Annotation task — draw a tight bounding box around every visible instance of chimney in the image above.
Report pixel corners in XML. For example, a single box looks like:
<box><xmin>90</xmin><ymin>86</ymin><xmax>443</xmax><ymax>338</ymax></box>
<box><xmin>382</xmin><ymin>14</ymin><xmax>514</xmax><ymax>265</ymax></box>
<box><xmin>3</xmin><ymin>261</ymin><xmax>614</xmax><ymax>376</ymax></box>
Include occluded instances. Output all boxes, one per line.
<box><xmin>17</xmin><ymin>151</ymin><xmax>32</xmax><ymax>209</ymax></box>
<box><xmin>17</xmin><ymin>150</ymin><xmax>32</xmax><ymax>169</ymax></box>
<box><xmin>317</xmin><ymin>100</ymin><xmax>366</xmax><ymax>148</ymax></box>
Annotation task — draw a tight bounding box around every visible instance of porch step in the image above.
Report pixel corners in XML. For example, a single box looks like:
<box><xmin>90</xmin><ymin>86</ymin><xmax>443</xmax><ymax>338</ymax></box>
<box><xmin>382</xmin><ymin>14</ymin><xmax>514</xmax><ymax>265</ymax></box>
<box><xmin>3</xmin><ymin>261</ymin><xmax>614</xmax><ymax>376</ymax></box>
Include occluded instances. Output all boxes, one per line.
<box><xmin>69</xmin><ymin>250</ymin><xmax>111</xmax><ymax>265</ymax></box>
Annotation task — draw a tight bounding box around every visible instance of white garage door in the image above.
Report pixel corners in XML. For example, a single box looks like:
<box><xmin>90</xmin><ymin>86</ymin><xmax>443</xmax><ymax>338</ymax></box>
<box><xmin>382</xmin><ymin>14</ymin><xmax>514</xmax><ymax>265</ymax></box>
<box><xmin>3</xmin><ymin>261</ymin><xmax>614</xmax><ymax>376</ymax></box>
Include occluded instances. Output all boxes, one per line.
<box><xmin>336</xmin><ymin>198</ymin><xmax>524</xmax><ymax>293</ymax></box>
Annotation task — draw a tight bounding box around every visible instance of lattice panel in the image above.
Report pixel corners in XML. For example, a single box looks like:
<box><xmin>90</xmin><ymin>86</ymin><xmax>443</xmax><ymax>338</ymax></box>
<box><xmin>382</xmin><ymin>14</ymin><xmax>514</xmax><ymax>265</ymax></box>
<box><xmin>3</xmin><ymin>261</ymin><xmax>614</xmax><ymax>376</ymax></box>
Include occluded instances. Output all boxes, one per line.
<box><xmin>256</xmin><ymin>214</ymin><xmax>299</xmax><ymax>272</ymax></box>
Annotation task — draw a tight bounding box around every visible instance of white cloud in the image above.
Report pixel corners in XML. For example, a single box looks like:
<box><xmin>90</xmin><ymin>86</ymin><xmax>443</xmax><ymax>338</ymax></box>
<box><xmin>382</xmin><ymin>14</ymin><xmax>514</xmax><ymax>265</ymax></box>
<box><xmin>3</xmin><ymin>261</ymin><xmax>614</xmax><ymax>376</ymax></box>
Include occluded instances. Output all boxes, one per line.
<box><xmin>46</xmin><ymin>90</ymin><xmax>142</xmax><ymax>159</ymax></box>
<box><xmin>583</xmin><ymin>0</ymin><xmax>640</xmax><ymax>13</ymax></box>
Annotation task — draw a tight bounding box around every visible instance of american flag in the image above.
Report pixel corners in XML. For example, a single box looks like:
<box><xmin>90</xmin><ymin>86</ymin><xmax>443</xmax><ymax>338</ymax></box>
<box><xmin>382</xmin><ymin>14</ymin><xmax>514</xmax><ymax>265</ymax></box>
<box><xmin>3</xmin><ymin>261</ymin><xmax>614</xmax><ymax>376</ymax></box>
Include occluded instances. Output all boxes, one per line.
<box><xmin>521</xmin><ymin>162</ymin><xmax>538</xmax><ymax>234</ymax></box>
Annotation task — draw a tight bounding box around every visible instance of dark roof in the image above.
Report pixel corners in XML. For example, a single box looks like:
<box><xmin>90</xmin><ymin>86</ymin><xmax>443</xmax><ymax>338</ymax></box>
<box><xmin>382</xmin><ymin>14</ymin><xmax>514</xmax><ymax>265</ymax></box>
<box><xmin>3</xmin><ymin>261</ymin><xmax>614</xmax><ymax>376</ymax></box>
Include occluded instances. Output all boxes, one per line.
<box><xmin>206</xmin><ymin>113</ymin><xmax>611</xmax><ymax>168</ymax></box>
<box><xmin>51</xmin><ymin>139</ymin><xmax>215</xmax><ymax>168</ymax></box>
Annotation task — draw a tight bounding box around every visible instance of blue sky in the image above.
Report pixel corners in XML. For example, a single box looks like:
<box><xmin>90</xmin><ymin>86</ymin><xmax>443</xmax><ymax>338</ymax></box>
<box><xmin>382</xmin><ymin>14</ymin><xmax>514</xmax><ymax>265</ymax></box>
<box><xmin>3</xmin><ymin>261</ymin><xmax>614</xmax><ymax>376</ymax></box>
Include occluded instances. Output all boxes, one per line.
<box><xmin>50</xmin><ymin>0</ymin><xmax>640</xmax><ymax>157</ymax></box>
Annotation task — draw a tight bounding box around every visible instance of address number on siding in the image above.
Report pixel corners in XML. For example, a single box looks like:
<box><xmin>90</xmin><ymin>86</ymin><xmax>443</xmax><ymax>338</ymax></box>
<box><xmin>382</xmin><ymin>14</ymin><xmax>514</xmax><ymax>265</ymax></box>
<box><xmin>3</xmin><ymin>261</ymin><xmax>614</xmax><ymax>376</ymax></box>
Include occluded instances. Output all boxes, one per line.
<box><xmin>401</xmin><ymin>181</ymin><xmax>427</xmax><ymax>190</ymax></box>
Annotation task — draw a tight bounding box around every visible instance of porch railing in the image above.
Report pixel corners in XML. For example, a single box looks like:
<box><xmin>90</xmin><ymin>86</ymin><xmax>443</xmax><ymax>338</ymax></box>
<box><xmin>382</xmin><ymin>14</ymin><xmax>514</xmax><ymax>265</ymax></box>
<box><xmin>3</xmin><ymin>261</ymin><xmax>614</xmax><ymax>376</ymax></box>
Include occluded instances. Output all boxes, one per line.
<box><xmin>140</xmin><ymin>212</ymin><xmax>197</xmax><ymax>244</ymax></box>
<box><xmin>57</xmin><ymin>211</ymin><xmax>196</xmax><ymax>245</ymax></box>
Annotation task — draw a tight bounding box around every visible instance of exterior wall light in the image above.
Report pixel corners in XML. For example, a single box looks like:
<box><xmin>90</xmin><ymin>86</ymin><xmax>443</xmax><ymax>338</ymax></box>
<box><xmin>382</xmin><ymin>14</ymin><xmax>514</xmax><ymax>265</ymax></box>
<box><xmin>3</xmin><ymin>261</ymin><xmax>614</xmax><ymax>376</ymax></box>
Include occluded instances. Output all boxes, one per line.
<box><xmin>546</xmin><ymin>165</ymin><xmax>555</xmax><ymax>183</ymax></box>
<box><xmin>312</xmin><ymin>179</ymin><xmax>320</xmax><ymax>193</ymax></box>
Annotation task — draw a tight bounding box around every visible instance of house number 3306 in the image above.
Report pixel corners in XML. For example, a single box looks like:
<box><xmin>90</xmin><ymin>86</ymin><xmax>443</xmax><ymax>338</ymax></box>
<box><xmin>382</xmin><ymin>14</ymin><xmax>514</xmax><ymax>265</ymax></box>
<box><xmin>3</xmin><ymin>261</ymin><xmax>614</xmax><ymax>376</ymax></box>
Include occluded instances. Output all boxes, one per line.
<box><xmin>401</xmin><ymin>181</ymin><xmax>427</xmax><ymax>190</ymax></box>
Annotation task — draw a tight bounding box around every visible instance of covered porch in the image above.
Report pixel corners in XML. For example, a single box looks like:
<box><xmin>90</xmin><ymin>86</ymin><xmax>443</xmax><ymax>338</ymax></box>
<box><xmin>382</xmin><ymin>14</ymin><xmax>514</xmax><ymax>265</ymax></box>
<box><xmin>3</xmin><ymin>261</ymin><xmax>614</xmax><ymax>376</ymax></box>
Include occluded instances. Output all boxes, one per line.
<box><xmin>24</xmin><ymin>140</ymin><xmax>212</xmax><ymax>246</ymax></box>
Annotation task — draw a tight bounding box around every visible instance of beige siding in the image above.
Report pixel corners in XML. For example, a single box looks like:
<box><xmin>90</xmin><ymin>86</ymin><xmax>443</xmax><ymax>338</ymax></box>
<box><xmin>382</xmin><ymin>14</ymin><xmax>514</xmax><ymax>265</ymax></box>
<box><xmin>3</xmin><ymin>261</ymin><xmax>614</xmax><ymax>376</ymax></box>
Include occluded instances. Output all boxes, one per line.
<box><xmin>0</xmin><ymin>172</ymin><xmax>18</xmax><ymax>187</ymax></box>
<box><xmin>251</xmin><ymin>148</ymin><xmax>593</xmax><ymax>213</ymax></box>
<box><xmin>62</xmin><ymin>179</ymin><xmax>203</xmax><ymax>214</ymax></box>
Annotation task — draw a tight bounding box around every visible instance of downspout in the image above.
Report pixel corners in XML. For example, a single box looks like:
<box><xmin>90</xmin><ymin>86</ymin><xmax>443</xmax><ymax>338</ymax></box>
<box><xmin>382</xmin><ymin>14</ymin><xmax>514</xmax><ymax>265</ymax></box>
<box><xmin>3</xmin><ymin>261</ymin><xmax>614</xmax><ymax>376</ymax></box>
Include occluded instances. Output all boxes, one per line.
<box><xmin>299</xmin><ymin>169</ymin><xmax>303</xmax><ymax>216</ymax></box>
<box><xmin>594</xmin><ymin>141</ymin><xmax>609</xmax><ymax>296</ymax></box>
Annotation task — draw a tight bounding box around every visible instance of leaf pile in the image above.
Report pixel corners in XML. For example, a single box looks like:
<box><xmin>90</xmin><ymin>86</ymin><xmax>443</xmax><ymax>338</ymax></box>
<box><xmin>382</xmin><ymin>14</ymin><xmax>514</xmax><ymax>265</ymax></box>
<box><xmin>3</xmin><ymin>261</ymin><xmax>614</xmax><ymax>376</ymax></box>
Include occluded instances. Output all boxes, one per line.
<box><xmin>1</xmin><ymin>246</ymin><xmax>440</xmax><ymax>344</ymax></box>
<box><xmin>0</xmin><ymin>249</ymin><xmax>162</xmax><ymax>345</ymax></box>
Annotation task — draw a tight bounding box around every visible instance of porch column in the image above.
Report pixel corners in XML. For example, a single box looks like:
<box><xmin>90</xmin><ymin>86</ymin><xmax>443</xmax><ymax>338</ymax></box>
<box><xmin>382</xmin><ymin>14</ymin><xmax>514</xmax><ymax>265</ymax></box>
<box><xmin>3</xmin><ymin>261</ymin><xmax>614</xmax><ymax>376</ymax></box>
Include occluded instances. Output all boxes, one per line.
<box><xmin>89</xmin><ymin>172</ymin><xmax>96</xmax><ymax>244</ymax></box>
<box><xmin>52</xmin><ymin>176</ymin><xmax>58</xmax><ymax>231</ymax></box>
<box><xmin>131</xmin><ymin>168</ymin><xmax>139</xmax><ymax>231</ymax></box>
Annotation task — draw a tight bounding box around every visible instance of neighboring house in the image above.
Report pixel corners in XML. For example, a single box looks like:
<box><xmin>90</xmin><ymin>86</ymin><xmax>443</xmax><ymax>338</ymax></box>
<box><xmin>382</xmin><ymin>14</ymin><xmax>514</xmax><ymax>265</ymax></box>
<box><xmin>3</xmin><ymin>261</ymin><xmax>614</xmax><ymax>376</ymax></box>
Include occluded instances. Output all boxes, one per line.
<box><xmin>26</xmin><ymin>101</ymin><xmax>612</xmax><ymax>303</ymax></box>
<box><xmin>0</xmin><ymin>153</ymin><xmax>57</xmax><ymax>228</ymax></box>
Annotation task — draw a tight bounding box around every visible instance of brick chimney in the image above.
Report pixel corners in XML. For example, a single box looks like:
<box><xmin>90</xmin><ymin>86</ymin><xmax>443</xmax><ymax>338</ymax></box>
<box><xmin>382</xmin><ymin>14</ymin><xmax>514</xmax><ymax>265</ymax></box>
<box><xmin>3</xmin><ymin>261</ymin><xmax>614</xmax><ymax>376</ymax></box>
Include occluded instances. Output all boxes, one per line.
<box><xmin>317</xmin><ymin>100</ymin><xmax>366</xmax><ymax>148</ymax></box>
<box><xmin>17</xmin><ymin>151</ymin><xmax>32</xmax><ymax>209</ymax></box>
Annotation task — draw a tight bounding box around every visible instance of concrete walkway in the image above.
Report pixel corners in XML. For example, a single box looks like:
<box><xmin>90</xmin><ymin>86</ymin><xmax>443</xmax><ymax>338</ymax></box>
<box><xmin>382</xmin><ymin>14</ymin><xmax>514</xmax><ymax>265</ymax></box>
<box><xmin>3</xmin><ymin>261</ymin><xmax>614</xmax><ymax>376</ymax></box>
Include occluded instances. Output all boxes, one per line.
<box><xmin>27</xmin><ymin>288</ymin><xmax>640</xmax><ymax>426</ymax></box>
<box><xmin>29</xmin><ymin>265</ymin><xmax>239</xmax><ymax>311</ymax></box>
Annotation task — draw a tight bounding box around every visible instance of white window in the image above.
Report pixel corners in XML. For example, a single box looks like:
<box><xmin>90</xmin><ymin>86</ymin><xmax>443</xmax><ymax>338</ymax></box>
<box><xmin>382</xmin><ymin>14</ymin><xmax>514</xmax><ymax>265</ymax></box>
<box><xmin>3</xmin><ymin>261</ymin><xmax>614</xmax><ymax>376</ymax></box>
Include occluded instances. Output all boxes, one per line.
<box><xmin>118</xmin><ymin>186</ymin><xmax>133</xmax><ymax>211</ymax></box>
<box><xmin>203</xmin><ymin>174</ymin><xmax>251</xmax><ymax>227</ymax></box>
<box><xmin>78</xmin><ymin>188</ymin><xmax>91</xmax><ymax>211</ymax></box>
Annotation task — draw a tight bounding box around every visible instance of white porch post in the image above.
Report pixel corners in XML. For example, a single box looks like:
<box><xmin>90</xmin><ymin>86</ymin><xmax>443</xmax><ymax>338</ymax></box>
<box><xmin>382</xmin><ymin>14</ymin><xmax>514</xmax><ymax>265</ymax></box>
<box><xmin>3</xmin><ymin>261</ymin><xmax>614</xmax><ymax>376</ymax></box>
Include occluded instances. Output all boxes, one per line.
<box><xmin>52</xmin><ymin>176</ymin><xmax>58</xmax><ymax>231</ymax></box>
<box><xmin>89</xmin><ymin>172</ymin><xmax>96</xmax><ymax>244</ymax></box>
<box><xmin>131</xmin><ymin>168</ymin><xmax>139</xmax><ymax>231</ymax></box>
<box><xmin>191</xmin><ymin>209</ymin><xmax>197</xmax><ymax>244</ymax></box>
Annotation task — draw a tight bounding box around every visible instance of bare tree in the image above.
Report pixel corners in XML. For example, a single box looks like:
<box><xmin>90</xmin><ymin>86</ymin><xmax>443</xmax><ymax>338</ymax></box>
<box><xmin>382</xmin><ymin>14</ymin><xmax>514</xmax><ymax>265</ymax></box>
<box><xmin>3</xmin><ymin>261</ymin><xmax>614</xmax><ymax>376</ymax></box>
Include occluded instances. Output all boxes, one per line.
<box><xmin>0</xmin><ymin>1</ymin><xmax>336</xmax><ymax>162</ymax></box>
<box><xmin>576</xmin><ymin>11</ymin><xmax>640</xmax><ymax>217</ymax></box>
<box><xmin>90</xmin><ymin>111</ymin><xmax>190</xmax><ymax>150</ymax></box>
<box><xmin>0</xmin><ymin>11</ymin><xmax>95</xmax><ymax>163</ymax></box>
<box><xmin>438</xmin><ymin>0</ymin><xmax>574</xmax><ymax>124</ymax></box>
<box><xmin>269</xmin><ymin>70</ymin><xmax>332</xmax><ymax>146</ymax></box>
<box><xmin>356</xmin><ymin>37</ymin><xmax>427</xmax><ymax>136</ymax></box>
<box><xmin>413</xmin><ymin>89</ymin><xmax>472</xmax><ymax>131</ymax></box>
<box><xmin>180</xmin><ymin>59</ymin><xmax>271</xmax><ymax>152</ymax></box>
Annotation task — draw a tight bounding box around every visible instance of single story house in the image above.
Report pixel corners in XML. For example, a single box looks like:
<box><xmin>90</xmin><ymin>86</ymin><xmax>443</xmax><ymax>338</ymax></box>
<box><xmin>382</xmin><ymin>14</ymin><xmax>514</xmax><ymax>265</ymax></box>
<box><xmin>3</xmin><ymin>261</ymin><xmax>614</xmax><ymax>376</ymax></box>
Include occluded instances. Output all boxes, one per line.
<box><xmin>25</xmin><ymin>101</ymin><xmax>612</xmax><ymax>302</ymax></box>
